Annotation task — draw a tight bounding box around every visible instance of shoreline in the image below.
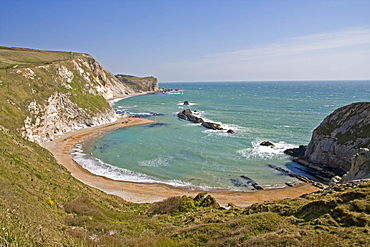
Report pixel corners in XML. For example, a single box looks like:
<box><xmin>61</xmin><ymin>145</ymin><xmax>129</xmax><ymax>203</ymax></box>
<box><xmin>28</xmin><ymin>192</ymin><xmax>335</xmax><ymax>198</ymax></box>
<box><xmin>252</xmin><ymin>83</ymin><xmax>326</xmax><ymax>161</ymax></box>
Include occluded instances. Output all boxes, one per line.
<box><xmin>42</xmin><ymin>117</ymin><xmax>321</xmax><ymax>207</ymax></box>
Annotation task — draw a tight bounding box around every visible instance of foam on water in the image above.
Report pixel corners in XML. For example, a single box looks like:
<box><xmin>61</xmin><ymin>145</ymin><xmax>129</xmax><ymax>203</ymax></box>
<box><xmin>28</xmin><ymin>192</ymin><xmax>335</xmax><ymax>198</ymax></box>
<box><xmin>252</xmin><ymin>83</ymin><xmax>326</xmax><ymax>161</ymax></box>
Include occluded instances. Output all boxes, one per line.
<box><xmin>139</xmin><ymin>155</ymin><xmax>173</xmax><ymax>167</ymax></box>
<box><xmin>73</xmin><ymin>144</ymin><xmax>193</xmax><ymax>188</ymax></box>
<box><xmin>237</xmin><ymin>138</ymin><xmax>297</xmax><ymax>160</ymax></box>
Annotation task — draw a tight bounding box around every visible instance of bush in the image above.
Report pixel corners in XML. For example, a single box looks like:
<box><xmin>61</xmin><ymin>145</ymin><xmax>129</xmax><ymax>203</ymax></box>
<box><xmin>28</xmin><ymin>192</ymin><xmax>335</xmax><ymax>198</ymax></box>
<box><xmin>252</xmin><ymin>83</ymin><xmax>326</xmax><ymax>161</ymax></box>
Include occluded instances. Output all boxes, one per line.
<box><xmin>148</xmin><ymin>196</ymin><xmax>195</xmax><ymax>215</ymax></box>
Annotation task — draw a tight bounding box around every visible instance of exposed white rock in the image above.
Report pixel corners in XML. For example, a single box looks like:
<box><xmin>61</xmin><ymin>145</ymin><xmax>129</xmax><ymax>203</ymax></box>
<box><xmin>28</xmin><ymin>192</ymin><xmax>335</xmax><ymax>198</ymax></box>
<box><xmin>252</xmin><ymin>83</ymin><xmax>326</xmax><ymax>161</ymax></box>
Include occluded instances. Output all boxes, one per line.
<box><xmin>56</xmin><ymin>64</ymin><xmax>74</xmax><ymax>83</ymax></box>
<box><xmin>22</xmin><ymin>92</ymin><xmax>116</xmax><ymax>144</ymax></box>
<box><xmin>15</xmin><ymin>68</ymin><xmax>36</xmax><ymax>79</ymax></box>
<box><xmin>340</xmin><ymin>148</ymin><xmax>370</xmax><ymax>183</ymax></box>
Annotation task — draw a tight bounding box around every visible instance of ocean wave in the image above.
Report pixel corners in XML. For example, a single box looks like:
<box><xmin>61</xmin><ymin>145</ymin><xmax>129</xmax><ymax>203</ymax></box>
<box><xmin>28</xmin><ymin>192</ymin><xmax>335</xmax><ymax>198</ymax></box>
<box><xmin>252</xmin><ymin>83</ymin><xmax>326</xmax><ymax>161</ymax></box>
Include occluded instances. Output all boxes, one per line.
<box><xmin>116</xmin><ymin>105</ymin><xmax>138</xmax><ymax>109</ymax></box>
<box><xmin>139</xmin><ymin>155</ymin><xmax>173</xmax><ymax>167</ymax></box>
<box><xmin>237</xmin><ymin>138</ymin><xmax>297</xmax><ymax>160</ymax></box>
<box><xmin>108</xmin><ymin>97</ymin><xmax>126</xmax><ymax>105</ymax></box>
<box><xmin>72</xmin><ymin>145</ymin><xmax>194</xmax><ymax>188</ymax></box>
<box><xmin>115</xmin><ymin>110</ymin><xmax>163</xmax><ymax>117</ymax></box>
<box><xmin>165</xmin><ymin>90</ymin><xmax>183</xmax><ymax>95</ymax></box>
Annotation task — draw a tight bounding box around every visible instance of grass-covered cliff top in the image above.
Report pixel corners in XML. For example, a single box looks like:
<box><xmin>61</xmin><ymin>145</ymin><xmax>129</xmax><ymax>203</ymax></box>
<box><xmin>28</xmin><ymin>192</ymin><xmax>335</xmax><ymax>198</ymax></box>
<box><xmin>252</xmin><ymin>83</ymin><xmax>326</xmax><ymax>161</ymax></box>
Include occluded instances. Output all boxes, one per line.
<box><xmin>115</xmin><ymin>74</ymin><xmax>160</xmax><ymax>92</ymax></box>
<box><xmin>0</xmin><ymin>47</ymin><xmax>369</xmax><ymax>246</ymax></box>
<box><xmin>0</xmin><ymin>46</ymin><xmax>86</xmax><ymax>69</ymax></box>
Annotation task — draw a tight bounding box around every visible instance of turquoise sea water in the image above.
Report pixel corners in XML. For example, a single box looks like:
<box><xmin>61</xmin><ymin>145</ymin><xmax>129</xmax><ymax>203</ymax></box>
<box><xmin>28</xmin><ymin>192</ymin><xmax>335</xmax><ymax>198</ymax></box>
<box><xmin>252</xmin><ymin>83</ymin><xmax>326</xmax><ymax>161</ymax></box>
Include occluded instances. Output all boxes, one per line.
<box><xmin>74</xmin><ymin>81</ymin><xmax>370</xmax><ymax>191</ymax></box>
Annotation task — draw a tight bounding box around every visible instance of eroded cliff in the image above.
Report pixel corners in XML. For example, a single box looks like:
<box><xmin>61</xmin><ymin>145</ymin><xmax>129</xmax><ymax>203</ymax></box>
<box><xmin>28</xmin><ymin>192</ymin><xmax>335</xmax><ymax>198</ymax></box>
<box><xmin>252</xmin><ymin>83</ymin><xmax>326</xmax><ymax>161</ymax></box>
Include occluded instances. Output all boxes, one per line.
<box><xmin>304</xmin><ymin>102</ymin><xmax>370</xmax><ymax>172</ymax></box>
<box><xmin>0</xmin><ymin>47</ymin><xmax>158</xmax><ymax>144</ymax></box>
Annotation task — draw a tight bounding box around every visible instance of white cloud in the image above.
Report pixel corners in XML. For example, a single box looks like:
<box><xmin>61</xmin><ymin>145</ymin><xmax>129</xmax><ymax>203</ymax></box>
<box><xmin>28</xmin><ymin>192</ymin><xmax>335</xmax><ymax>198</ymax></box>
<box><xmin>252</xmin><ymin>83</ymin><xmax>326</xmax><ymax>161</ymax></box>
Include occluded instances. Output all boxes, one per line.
<box><xmin>155</xmin><ymin>27</ymin><xmax>370</xmax><ymax>82</ymax></box>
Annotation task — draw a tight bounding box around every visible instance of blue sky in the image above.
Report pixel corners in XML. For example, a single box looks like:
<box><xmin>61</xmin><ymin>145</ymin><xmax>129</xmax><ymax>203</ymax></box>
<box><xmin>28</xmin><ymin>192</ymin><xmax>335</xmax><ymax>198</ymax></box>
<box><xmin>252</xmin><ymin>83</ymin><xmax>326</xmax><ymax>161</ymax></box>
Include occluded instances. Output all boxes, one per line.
<box><xmin>1</xmin><ymin>0</ymin><xmax>370</xmax><ymax>82</ymax></box>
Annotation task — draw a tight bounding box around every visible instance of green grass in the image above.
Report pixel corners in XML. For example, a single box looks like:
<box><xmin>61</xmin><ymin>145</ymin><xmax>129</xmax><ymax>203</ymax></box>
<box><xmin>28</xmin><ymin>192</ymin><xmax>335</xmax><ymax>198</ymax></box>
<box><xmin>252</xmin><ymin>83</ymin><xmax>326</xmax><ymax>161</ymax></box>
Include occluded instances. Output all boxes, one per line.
<box><xmin>0</xmin><ymin>46</ymin><xmax>78</xmax><ymax>69</ymax></box>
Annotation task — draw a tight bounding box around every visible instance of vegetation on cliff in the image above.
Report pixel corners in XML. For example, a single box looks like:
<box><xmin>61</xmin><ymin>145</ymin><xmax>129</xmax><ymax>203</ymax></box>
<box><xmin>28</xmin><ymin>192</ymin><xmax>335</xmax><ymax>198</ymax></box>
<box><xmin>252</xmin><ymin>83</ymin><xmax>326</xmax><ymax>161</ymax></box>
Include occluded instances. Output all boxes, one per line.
<box><xmin>0</xmin><ymin>47</ymin><xmax>369</xmax><ymax>246</ymax></box>
<box><xmin>304</xmin><ymin>102</ymin><xmax>370</xmax><ymax>172</ymax></box>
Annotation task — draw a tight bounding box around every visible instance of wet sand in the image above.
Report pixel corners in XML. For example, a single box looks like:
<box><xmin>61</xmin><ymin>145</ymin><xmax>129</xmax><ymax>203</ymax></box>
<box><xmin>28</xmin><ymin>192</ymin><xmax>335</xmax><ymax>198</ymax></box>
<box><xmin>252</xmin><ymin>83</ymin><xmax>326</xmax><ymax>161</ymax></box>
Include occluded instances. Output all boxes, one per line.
<box><xmin>42</xmin><ymin>117</ymin><xmax>321</xmax><ymax>207</ymax></box>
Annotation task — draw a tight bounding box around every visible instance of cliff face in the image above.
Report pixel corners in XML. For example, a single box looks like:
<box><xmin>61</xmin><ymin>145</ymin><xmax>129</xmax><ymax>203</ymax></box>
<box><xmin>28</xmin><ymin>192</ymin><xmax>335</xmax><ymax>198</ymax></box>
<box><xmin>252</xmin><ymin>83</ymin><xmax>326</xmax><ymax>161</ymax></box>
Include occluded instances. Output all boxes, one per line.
<box><xmin>304</xmin><ymin>102</ymin><xmax>370</xmax><ymax>171</ymax></box>
<box><xmin>115</xmin><ymin>74</ymin><xmax>160</xmax><ymax>92</ymax></box>
<box><xmin>0</xmin><ymin>47</ymin><xmax>158</xmax><ymax>144</ymax></box>
<box><xmin>340</xmin><ymin>148</ymin><xmax>370</xmax><ymax>183</ymax></box>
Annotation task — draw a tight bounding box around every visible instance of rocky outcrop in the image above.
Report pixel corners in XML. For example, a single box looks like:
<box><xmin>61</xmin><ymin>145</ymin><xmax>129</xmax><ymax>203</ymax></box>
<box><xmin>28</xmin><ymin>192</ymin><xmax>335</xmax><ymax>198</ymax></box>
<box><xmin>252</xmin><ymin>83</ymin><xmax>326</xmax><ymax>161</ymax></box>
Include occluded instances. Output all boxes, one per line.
<box><xmin>201</xmin><ymin>121</ymin><xmax>224</xmax><ymax>130</ymax></box>
<box><xmin>177</xmin><ymin>109</ymin><xmax>232</xmax><ymax>131</ymax></box>
<box><xmin>284</xmin><ymin>145</ymin><xmax>307</xmax><ymax>157</ymax></box>
<box><xmin>115</xmin><ymin>74</ymin><xmax>160</xmax><ymax>93</ymax></box>
<box><xmin>339</xmin><ymin>148</ymin><xmax>370</xmax><ymax>183</ymax></box>
<box><xmin>304</xmin><ymin>102</ymin><xmax>370</xmax><ymax>172</ymax></box>
<box><xmin>178</xmin><ymin>109</ymin><xmax>204</xmax><ymax>123</ymax></box>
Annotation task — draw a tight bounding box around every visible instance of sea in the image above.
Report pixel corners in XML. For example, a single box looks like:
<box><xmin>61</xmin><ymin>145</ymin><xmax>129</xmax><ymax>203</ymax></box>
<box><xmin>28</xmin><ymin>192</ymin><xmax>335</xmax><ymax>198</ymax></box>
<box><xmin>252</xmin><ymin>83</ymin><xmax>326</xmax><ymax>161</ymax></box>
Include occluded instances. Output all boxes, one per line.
<box><xmin>74</xmin><ymin>80</ymin><xmax>370</xmax><ymax>191</ymax></box>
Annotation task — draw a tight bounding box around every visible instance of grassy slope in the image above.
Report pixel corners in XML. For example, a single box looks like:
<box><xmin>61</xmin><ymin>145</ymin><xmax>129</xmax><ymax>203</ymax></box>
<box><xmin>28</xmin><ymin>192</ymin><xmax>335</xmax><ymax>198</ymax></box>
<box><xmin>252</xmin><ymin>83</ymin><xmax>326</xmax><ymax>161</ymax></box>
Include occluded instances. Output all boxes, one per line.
<box><xmin>0</xmin><ymin>46</ymin><xmax>76</xmax><ymax>69</ymax></box>
<box><xmin>0</xmin><ymin>47</ymin><xmax>369</xmax><ymax>246</ymax></box>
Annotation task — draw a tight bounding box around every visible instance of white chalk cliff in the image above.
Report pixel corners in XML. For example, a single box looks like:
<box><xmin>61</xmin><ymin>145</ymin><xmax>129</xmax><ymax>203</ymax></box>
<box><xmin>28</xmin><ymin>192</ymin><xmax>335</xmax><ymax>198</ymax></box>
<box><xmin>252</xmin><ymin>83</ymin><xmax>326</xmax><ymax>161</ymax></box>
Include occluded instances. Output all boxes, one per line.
<box><xmin>0</xmin><ymin>50</ymin><xmax>159</xmax><ymax>144</ymax></box>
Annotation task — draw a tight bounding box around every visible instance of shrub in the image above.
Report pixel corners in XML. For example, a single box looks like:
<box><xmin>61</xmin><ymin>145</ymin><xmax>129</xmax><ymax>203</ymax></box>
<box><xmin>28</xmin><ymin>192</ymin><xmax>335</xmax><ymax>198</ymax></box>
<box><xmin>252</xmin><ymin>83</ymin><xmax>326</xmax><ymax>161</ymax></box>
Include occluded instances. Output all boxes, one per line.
<box><xmin>148</xmin><ymin>196</ymin><xmax>195</xmax><ymax>215</ymax></box>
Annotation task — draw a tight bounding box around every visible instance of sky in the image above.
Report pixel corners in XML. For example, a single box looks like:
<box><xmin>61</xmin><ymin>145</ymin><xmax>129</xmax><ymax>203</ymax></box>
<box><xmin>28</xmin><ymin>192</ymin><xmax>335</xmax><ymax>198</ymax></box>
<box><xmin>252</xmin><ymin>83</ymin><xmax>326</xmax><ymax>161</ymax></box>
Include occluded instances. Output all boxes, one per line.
<box><xmin>1</xmin><ymin>0</ymin><xmax>370</xmax><ymax>82</ymax></box>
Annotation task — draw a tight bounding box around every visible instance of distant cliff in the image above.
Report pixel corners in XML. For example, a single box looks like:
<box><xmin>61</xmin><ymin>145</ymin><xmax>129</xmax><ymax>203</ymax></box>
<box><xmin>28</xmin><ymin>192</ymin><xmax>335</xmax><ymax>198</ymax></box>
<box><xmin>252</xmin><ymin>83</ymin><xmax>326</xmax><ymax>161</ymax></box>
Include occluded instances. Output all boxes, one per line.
<box><xmin>304</xmin><ymin>102</ymin><xmax>370</xmax><ymax>172</ymax></box>
<box><xmin>115</xmin><ymin>74</ymin><xmax>160</xmax><ymax>92</ymax></box>
<box><xmin>0</xmin><ymin>46</ymin><xmax>159</xmax><ymax>144</ymax></box>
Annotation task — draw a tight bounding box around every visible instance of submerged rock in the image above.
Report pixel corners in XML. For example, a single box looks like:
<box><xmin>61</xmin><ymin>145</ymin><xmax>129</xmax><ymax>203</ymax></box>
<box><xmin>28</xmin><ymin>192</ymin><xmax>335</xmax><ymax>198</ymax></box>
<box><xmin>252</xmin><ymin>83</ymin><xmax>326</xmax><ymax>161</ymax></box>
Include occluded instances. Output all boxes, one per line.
<box><xmin>183</xmin><ymin>101</ymin><xmax>190</xmax><ymax>105</ymax></box>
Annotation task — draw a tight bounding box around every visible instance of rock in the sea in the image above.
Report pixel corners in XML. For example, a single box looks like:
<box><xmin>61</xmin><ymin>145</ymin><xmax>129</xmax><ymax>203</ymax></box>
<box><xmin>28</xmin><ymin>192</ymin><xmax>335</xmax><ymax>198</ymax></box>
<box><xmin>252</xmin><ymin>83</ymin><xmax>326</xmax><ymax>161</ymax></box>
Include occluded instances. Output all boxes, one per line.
<box><xmin>201</xmin><ymin>121</ymin><xmax>224</xmax><ymax>130</ymax></box>
<box><xmin>183</xmin><ymin>101</ymin><xmax>190</xmax><ymax>105</ymax></box>
<box><xmin>284</xmin><ymin>145</ymin><xmax>307</xmax><ymax>157</ymax></box>
<box><xmin>227</xmin><ymin>129</ymin><xmax>234</xmax><ymax>134</ymax></box>
<box><xmin>177</xmin><ymin>109</ymin><xmax>204</xmax><ymax>123</ymax></box>
<box><xmin>177</xmin><ymin>109</ymin><xmax>226</xmax><ymax>131</ymax></box>
<box><xmin>260</xmin><ymin>141</ymin><xmax>275</xmax><ymax>148</ymax></box>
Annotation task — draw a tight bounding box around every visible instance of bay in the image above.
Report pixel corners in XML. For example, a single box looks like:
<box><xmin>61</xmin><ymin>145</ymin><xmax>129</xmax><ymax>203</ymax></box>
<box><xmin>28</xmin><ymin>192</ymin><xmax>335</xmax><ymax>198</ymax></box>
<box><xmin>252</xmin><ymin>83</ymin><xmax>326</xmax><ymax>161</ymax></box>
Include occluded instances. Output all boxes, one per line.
<box><xmin>75</xmin><ymin>80</ymin><xmax>370</xmax><ymax>191</ymax></box>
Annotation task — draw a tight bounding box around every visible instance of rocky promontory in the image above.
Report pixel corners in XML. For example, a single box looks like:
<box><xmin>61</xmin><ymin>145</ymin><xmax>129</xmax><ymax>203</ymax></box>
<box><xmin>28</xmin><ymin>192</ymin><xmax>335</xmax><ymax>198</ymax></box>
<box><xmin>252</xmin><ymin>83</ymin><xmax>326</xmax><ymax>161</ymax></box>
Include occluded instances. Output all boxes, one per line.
<box><xmin>304</xmin><ymin>102</ymin><xmax>370</xmax><ymax>172</ymax></box>
<box><xmin>286</xmin><ymin>102</ymin><xmax>370</xmax><ymax>184</ymax></box>
<box><xmin>115</xmin><ymin>74</ymin><xmax>160</xmax><ymax>92</ymax></box>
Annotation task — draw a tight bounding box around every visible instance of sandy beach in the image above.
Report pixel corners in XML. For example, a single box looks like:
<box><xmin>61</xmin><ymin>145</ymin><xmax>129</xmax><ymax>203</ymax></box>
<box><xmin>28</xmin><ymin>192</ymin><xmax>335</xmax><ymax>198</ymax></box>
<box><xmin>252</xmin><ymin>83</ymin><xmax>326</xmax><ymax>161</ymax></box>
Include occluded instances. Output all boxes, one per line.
<box><xmin>42</xmin><ymin>116</ymin><xmax>321</xmax><ymax>207</ymax></box>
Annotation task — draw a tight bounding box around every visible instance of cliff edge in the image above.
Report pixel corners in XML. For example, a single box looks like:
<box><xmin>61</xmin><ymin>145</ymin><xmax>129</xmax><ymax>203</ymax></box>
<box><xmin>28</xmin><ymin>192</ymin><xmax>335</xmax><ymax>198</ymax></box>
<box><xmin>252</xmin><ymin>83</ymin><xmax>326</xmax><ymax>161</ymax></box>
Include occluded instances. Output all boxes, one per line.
<box><xmin>304</xmin><ymin>102</ymin><xmax>370</xmax><ymax>172</ymax></box>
